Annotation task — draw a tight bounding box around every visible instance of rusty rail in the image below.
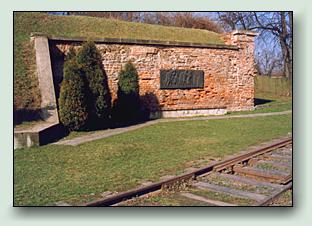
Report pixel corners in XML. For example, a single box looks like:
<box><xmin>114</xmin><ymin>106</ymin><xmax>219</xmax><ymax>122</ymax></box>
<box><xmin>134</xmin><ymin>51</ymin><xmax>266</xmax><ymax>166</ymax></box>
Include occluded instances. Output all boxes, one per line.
<box><xmin>85</xmin><ymin>137</ymin><xmax>292</xmax><ymax>206</ymax></box>
<box><xmin>213</xmin><ymin>138</ymin><xmax>292</xmax><ymax>172</ymax></box>
<box><xmin>258</xmin><ymin>182</ymin><xmax>293</xmax><ymax>206</ymax></box>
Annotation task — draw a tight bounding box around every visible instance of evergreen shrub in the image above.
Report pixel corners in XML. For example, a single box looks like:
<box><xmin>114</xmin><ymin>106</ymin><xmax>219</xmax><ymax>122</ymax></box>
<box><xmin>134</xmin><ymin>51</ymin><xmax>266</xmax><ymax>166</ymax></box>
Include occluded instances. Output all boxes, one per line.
<box><xmin>58</xmin><ymin>48</ymin><xmax>88</xmax><ymax>131</ymax></box>
<box><xmin>114</xmin><ymin>61</ymin><xmax>141</xmax><ymax>123</ymax></box>
<box><xmin>76</xmin><ymin>41</ymin><xmax>111</xmax><ymax>128</ymax></box>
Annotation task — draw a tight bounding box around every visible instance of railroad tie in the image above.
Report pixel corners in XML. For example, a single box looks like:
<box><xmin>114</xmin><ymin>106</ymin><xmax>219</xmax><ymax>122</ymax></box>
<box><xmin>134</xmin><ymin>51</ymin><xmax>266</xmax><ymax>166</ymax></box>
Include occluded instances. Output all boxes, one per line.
<box><xmin>194</xmin><ymin>181</ymin><xmax>267</xmax><ymax>202</ymax></box>
<box><xmin>233</xmin><ymin>165</ymin><xmax>289</xmax><ymax>182</ymax></box>
<box><xmin>252</xmin><ymin>159</ymin><xmax>292</xmax><ymax>169</ymax></box>
<box><xmin>180</xmin><ymin>192</ymin><xmax>237</xmax><ymax>206</ymax></box>
<box><xmin>215</xmin><ymin>173</ymin><xmax>285</xmax><ymax>190</ymax></box>
<box><xmin>263</xmin><ymin>153</ymin><xmax>292</xmax><ymax>161</ymax></box>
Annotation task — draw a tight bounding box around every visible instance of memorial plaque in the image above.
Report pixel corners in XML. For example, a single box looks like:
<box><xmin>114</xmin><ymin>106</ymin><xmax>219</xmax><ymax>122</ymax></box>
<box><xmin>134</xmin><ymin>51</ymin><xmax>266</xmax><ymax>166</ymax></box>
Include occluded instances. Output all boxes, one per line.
<box><xmin>160</xmin><ymin>70</ymin><xmax>204</xmax><ymax>89</ymax></box>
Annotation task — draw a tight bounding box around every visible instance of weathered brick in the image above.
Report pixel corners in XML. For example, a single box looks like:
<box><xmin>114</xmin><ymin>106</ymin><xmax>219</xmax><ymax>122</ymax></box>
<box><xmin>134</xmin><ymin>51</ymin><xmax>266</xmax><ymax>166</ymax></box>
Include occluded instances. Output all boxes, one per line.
<box><xmin>50</xmin><ymin>31</ymin><xmax>257</xmax><ymax>114</ymax></box>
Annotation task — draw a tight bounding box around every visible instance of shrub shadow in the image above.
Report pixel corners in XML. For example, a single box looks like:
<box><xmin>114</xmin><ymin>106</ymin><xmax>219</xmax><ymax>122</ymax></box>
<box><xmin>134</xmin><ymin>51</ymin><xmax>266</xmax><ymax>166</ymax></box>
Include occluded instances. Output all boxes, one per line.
<box><xmin>14</xmin><ymin>108</ymin><xmax>42</xmax><ymax>125</ymax></box>
<box><xmin>49</xmin><ymin>43</ymin><xmax>66</xmax><ymax>101</ymax></box>
<box><xmin>86</xmin><ymin>55</ymin><xmax>112</xmax><ymax>130</ymax></box>
<box><xmin>110</xmin><ymin>92</ymin><xmax>160</xmax><ymax>128</ymax></box>
<box><xmin>13</xmin><ymin>106</ymin><xmax>55</xmax><ymax>126</ymax></box>
<box><xmin>254</xmin><ymin>98</ymin><xmax>273</xmax><ymax>106</ymax></box>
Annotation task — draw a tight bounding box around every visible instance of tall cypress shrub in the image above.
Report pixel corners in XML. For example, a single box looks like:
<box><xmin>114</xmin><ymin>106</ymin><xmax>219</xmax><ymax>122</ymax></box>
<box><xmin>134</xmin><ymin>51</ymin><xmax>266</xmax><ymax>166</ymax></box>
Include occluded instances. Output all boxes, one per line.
<box><xmin>76</xmin><ymin>41</ymin><xmax>111</xmax><ymax>128</ymax></box>
<box><xmin>58</xmin><ymin>48</ymin><xmax>88</xmax><ymax>131</ymax></box>
<box><xmin>114</xmin><ymin>61</ymin><xmax>141</xmax><ymax>123</ymax></box>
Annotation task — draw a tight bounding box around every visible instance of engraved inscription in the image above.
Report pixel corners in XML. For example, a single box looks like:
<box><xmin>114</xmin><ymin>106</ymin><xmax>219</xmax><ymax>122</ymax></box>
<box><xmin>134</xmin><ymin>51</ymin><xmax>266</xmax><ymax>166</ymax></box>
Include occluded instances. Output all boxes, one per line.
<box><xmin>160</xmin><ymin>70</ymin><xmax>204</xmax><ymax>89</ymax></box>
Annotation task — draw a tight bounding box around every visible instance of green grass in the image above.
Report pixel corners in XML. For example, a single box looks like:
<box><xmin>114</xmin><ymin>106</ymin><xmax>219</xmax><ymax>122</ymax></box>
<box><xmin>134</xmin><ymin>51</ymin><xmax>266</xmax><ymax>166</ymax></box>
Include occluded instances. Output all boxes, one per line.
<box><xmin>14</xmin><ymin>114</ymin><xmax>291</xmax><ymax>206</ymax></box>
<box><xmin>14</xmin><ymin>12</ymin><xmax>223</xmax><ymax>111</ymax></box>
<box><xmin>14</xmin><ymin>35</ymin><xmax>41</xmax><ymax>109</ymax></box>
<box><xmin>59</xmin><ymin>131</ymin><xmax>97</xmax><ymax>141</ymax></box>
<box><xmin>15</xmin><ymin>12</ymin><xmax>223</xmax><ymax>45</ymax></box>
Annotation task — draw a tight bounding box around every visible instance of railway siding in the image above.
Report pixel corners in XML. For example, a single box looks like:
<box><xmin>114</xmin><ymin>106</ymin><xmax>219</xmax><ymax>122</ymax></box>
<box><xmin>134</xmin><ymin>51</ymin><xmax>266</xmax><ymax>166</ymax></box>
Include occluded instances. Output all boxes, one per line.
<box><xmin>85</xmin><ymin>137</ymin><xmax>293</xmax><ymax>206</ymax></box>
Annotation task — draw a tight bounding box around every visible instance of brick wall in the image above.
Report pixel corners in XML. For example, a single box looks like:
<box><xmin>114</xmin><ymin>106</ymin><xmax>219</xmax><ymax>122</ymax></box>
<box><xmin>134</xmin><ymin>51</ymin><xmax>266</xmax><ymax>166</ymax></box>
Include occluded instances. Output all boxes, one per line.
<box><xmin>49</xmin><ymin>31</ymin><xmax>257</xmax><ymax>115</ymax></box>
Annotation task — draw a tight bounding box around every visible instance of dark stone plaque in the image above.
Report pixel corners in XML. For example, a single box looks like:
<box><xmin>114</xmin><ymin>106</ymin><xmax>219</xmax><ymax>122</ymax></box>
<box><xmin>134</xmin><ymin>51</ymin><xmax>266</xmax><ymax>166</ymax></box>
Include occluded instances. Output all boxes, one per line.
<box><xmin>160</xmin><ymin>70</ymin><xmax>204</xmax><ymax>89</ymax></box>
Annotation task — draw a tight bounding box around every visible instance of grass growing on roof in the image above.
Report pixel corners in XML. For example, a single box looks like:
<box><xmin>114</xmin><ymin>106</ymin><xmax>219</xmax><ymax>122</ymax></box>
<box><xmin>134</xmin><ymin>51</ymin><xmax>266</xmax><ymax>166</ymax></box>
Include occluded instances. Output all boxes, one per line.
<box><xmin>14</xmin><ymin>114</ymin><xmax>291</xmax><ymax>206</ymax></box>
<box><xmin>15</xmin><ymin>12</ymin><xmax>223</xmax><ymax>44</ymax></box>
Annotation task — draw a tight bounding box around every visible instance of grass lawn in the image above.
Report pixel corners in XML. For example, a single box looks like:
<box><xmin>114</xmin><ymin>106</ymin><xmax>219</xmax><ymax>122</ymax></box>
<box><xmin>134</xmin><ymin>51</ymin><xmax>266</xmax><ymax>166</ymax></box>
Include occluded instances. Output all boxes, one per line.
<box><xmin>14</xmin><ymin>114</ymin><xmax>291</xmax><ymax>206</ymax></box>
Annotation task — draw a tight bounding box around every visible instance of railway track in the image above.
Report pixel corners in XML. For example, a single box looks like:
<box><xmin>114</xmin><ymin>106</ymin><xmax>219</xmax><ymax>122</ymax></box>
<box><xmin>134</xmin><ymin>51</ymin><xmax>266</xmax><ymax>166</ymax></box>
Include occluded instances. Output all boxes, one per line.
<box><xmin>85</xmin><ymin>137</ymin><xmax>292</xmax><ymax>206</ymax></box>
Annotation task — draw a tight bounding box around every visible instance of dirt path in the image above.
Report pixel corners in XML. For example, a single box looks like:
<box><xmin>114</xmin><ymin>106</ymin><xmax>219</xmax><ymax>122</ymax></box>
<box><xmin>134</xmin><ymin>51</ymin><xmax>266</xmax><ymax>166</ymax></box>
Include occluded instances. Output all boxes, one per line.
<box><xmin>54</xmin><ymin>110</ymin><xmax>292</xmax><ymax>146</ymax></box>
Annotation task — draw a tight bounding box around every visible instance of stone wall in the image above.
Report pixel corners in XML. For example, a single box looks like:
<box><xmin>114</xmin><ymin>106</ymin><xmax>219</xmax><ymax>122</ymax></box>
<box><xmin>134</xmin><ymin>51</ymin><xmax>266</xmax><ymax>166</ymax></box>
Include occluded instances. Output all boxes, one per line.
<box><xmin>49</xmin><ymin>31</ymin><xmax>257</xmax><ymax>117</ymax></box>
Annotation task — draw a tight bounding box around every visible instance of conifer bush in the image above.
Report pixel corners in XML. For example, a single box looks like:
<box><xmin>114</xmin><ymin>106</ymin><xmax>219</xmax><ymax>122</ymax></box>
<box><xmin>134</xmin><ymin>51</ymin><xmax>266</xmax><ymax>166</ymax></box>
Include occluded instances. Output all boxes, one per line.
<box><xmin>76</xmin><ymin>41</ymin><xmax>111</xmax><ymax>128</ymax></box>
<box><xmin>58</xmin><ymin>48</ymin><xmax>88</xmax><ymax>131</ymax></box>
<box><xmin>114</xmin><ymin>61</ymin><xmax>141</xmax><ymax>123</ymax></box>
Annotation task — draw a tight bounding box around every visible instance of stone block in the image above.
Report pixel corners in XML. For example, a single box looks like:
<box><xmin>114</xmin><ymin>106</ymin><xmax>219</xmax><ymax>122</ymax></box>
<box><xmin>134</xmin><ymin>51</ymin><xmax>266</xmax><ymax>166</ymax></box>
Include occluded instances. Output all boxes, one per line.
<box><xmin>150</xmin><ymin>108</ymin><xmax>227</xmax><ymax>119</ymax></box>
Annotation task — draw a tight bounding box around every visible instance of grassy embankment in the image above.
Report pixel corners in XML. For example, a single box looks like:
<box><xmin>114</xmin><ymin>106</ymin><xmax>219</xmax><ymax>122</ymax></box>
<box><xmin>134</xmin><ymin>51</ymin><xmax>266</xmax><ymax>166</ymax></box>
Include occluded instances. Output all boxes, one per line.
<box><xmin>14</xmin><ymin>114</ymin><xmax>291</xmax><ymax>206</ymax></box>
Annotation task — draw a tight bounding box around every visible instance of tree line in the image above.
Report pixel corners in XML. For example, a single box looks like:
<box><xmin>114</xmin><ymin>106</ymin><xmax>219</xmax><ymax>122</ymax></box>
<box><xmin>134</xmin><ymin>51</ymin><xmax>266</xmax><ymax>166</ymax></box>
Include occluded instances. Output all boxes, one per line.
<box><xmin>66</xmin><ymin>12</ymin><xmax>222</xmax><ymax>33</ymax></box>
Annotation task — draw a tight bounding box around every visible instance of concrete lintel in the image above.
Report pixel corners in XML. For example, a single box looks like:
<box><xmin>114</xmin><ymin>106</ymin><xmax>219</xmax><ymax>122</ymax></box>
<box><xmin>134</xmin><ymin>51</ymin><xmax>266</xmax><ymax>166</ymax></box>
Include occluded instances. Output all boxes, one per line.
<box><xmin>31</xmin><ymin>32</ymin><xmax>48</xmax><ymax>38</ymax></box>
<box><xmin>48</xmin><ymin>36</ymin><xmax>239</xmax><ymax>50</ymax></box>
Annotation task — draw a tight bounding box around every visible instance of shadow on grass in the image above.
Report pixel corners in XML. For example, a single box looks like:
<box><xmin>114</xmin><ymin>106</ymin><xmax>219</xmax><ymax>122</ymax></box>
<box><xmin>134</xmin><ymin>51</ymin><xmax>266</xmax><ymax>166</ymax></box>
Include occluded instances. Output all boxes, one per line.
<box><xmin>254</xmin><ymin>98</ymin><xmax>273</xmax><ymax>106</ymax></box>
<box><xmin>57</xmin><ymin>92</ymin><xmax>161</xmax><ymax>142</ymax></box>
<box><xmin>85</xmin><ymin>92</ymin><xmax>160</xmax><ymax>131</ymax></box>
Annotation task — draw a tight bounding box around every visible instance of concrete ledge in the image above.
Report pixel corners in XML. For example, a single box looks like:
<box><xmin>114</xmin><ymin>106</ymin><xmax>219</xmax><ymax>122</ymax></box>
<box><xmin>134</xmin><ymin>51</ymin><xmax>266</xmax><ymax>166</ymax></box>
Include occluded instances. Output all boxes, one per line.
<box><xmin>14</xmin><ymin>132</ymin><xmax>39</xmax><ymax>149</ymax></box>
<box><xmin>150</xmin><ymin>108</ymin><xmax>227</xmax><ymax>119</ymax></box>
<box><xmin>14</xmin><ymin>35</ymin><xmax>65</xmax><ymax>149</ymax></box>
<box><xmin>31</xmin><ymin>33</ymin><xmax>239</xmax><ymax>50</ymax></box>
<box><xmin>14</xmin><ymin>123</ymin><xmax>66</xmax><ymax>149</ymax></box>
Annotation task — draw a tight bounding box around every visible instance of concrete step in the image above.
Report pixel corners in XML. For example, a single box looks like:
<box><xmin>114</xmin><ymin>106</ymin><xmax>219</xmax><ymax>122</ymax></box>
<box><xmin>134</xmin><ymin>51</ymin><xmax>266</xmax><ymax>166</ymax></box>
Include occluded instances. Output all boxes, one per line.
<box><xmin>14</xmin><ymin>123</ymin><xmax>65</xmax><ymax>149</ymax></box>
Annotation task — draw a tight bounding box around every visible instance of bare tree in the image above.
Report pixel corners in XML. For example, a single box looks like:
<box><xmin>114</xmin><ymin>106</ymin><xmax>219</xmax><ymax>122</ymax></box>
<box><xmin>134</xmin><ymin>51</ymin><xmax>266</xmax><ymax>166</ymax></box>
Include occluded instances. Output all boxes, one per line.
<box><xmin>218</xmin><ymin>12</ymin><xmax>292</xmax><ymax>82</ymax></box>
<box><xmin>173</xmin><ymin>12</ymin><xmax>222</xmax><ymax>32</ymax></box>
<box><xmin>140</xmin><ymin>12</ymin><xmax>222</xmax><ymax>33</ymax></box>
<box><xmin>256</xmin><ymin>47</ymin><xmax>283</xmax><ymax>76</ymax></box>
<box><xmin>68</xmin><ymin>12</ymin><xmax>222</xmax><ymax>33</ymax></box>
